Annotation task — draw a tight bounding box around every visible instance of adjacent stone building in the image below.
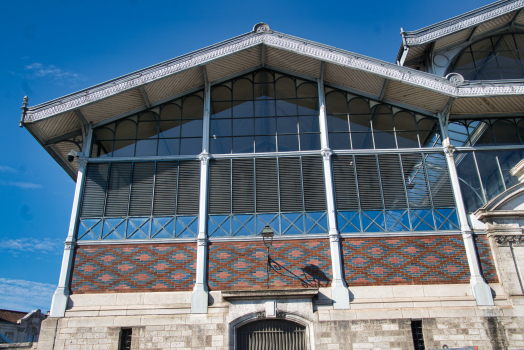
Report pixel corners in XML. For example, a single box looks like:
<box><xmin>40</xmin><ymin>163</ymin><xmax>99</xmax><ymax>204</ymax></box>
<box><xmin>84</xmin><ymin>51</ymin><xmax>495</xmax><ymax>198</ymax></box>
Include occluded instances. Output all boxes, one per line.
<box><xmin>0</xmin><ymin>310</ymin><xmax>46</xmax><ymax>343</ymax></box>
<box><xmin>21</xmin><ymin>1</ymin><xmax>524</xmax><ymax>349</ymax></box>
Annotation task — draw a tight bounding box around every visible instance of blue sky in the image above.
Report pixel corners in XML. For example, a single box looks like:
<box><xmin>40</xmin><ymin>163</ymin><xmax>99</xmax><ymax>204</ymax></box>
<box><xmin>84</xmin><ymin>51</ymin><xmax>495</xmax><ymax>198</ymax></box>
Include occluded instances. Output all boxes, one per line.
<box><xmin>0</xmin><ymin>0</ymin><xmax>493</xmax><ymax>313</ymax></box>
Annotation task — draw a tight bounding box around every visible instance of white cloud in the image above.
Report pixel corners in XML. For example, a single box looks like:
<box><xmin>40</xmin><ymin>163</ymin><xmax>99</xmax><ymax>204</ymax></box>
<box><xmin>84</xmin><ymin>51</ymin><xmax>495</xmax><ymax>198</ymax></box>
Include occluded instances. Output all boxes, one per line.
<box><xmin>24</xmin><ymin>62</ymin><xmax>83</xmax><ymax>85</ymax></box>
<box><xmin>0</xmin><ymin>238</ymin><xmax>63</xmax><ymax>254</ymax></box>
<box><xmin>8</xmin><ymin>181</ymin><xmax>42</xmax><ymax>189</ymax></box>
<box><xmin>0</xmin><ymin>278</ymin><xmax>55</xmax><ymax>312</ymax></box>
<box><xmin>0</xmin><ymin>166</ymin><xmax>17</xmax><ymax>173</ymax></box>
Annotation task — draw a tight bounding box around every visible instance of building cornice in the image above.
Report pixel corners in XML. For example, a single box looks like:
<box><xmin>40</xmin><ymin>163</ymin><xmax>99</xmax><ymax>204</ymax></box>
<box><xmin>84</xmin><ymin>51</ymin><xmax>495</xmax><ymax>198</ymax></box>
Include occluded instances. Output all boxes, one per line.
<box><xmin>23</xmin><ymin>30</ymin><xmax>524</xmax><ymax>124</ymax></box>
<box><xmin>403</xmin><ymin>0</ymin><xmax>524</xmax><ymax>46</ymax></box>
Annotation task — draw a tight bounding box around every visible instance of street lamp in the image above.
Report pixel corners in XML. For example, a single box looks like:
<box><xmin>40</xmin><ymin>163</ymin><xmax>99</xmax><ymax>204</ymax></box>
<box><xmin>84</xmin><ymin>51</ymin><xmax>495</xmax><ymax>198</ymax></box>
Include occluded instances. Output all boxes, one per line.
<box><xmin>261</xmin><ymin>225</ymin><xmax>274</xmax><ymax>289</ymax></box>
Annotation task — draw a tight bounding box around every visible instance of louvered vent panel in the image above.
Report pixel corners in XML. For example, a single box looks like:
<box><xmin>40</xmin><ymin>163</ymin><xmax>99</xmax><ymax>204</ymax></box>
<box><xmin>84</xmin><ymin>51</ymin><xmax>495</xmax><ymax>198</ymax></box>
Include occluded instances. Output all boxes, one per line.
<box><xmin>278</xmin><ymin>157</ymin><xmax>303</xmax><ymax>212</ymax></box>
<box><xmin>401</xmin><ymin>154</ymin><xmax>431</xmax><ymax>208</ymax></box>
<box><xmin>177</xmin><ymin>161</ymin><xmax>200</xmax><ymax>215</ymax></box>
<box><xmin>232</xmin><ymin>159</ymin><xmax>255</xmax><ymax>213</ymax></box>
<box><xmin>355</xmin><ymin>155</ymin><xmax>383</xmax><ymax>210</ymax></box>
<box><xmin>378</xmin><ymin>154</ymin><xmax>407</xmax><ymax>209</ymax></box>
<box><xmin>424</xmin><ymin>154</ymin><xmax>456</xmax><ymax>208</ymax></box>
<box><xmin>105</xmin><ymin>163</ymin><xmax>132</xmax><ymax>217</ymax></box>
<box><xmin>255</xmin><ymin>158</ymin><xmax>279</xmax><ymax>212</ymax></box>
<box><xmin>301</xmin><ymin>157</ymin><xmax>326</xmax><ymax>211</ymax></box>
<box><xmin>80</xmin><ymin>163</ymin><xmax>109</xmax><ymax>218</ymax></box>
<box><xmin>209</xmin><ymin>159</ymin><xmax>231</xmax><ymax>214</ymax></box>
<box><xmin>332</xmin><ymin>155</ymin><xmax>359</xmax><ymax>211</ymax></box>
<box><xmin>153</xmin><ymin>162</ymin><xmax>178</xmax><ymax>216</ymax></box>
<box><xmin>129</xmin><ymin>162</ymin><xmax>155</xmax><ymax>216</ymax></box>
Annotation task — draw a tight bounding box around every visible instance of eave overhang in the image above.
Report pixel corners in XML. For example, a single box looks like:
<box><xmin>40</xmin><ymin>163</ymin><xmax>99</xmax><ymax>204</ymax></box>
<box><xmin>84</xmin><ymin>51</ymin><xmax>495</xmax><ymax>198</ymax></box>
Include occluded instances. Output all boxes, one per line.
<box><xmin>397</xmin><ymin>0</ymin><xmax>524</xmax><ymax>66</ymax></box>
<box><xmin>20</xmin><ymin>25</ymin><xmax>524</xmax><ymax>179</ymax></box>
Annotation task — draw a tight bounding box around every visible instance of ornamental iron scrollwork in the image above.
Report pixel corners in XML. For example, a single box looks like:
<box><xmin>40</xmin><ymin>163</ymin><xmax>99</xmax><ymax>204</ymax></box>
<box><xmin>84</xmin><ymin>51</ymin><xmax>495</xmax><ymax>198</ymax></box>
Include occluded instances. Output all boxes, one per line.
<box><xmin>256</xmin><ymin>311</ymin><xmax>266</xmax><ymax>319</ymax></box>
<box><xmin>445</xmin><ymin>73</ymin><xmax>465</xmax><ymax>86</ymax></box>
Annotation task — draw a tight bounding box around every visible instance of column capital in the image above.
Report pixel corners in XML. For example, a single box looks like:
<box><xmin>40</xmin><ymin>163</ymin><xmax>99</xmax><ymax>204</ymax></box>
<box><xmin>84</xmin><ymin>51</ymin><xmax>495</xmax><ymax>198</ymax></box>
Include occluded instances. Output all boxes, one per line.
<box><xmin>199</xmin><ymin>151</ymin><xmax>210</xmax><ymax>165</ymax></box>
<box><xmin>77</xmin><ymin>156</ymin><xmax>89</xmax><ymax>169</ymax></box>
<box><xmin>64</xmin><ymin>241</ymin><xmax>76</xmax><ymax>250</ymax></box>
<box><xmin>197</xmin><ymin>238</ymin><xmax>208</xmax><ymax>246</ymax></box>
<box><xmin>443</xmin><ymin>144</ymin><xmax>456</xmax><ymax>156</ymax></box>
<box><xmin>320</xmin><ymin>148</ymin><xmax>333</xmax><ymax>160</ymax></box>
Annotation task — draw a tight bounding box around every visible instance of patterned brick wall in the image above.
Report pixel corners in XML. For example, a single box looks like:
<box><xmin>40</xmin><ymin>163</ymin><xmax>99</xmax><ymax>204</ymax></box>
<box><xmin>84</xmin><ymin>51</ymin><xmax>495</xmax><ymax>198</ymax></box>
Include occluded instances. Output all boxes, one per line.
<box><xmin>475</xmin><ymin>234</ymin><xmax>499</xmax><ymax>283</ymax></box>
<box><xmin>342</xmin><ymin>236</ymin><xmax>472</xmax><ymax>286</ymax></box>
<box><xmin>70</xmin><ymin>244</ymin><xmax>196</xmax><ymax>293</ymax></box>
<box><xmin>208</xmin><ymin>240</ymin><xmax>332</xmax><ymax>290</ymax></box>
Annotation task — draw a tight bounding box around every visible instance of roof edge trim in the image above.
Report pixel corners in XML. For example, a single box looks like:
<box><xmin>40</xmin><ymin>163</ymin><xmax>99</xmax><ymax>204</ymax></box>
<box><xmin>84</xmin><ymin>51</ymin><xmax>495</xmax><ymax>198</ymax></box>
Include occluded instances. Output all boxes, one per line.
<box><xmin>403</xmin><ymin>0</ymin><xmax>524</xmax><ymax>46</ymax></box>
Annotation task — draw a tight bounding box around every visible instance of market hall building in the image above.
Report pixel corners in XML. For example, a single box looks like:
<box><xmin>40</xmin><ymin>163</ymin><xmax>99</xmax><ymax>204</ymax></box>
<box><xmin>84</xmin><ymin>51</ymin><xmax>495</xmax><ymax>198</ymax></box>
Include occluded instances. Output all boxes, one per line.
<box><xmin>22</xmin><ymin>1</ymin><xmax>524</xmax><ymax>349</ymax></box>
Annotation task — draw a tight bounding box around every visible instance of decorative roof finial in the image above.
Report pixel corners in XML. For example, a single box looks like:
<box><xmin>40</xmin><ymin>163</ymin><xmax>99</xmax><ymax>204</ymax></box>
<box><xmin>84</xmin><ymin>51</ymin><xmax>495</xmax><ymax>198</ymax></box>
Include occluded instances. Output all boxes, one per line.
<box><xmin>253</xmin><ymin>23</ymin><xmax>272</xmax><ymax>34</ymax></box>
<box><xmin>19</xmin><ymin>96</ymin><xmax>29</xmax><ymax>127</ymax></box>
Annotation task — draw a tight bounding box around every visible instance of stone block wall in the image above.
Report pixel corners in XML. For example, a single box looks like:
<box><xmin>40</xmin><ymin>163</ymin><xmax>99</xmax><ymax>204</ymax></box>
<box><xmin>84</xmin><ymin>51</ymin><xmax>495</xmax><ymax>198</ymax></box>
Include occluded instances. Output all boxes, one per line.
<box><xmin>70</xmin><ymin>244</ymin><xmax>196</xmax><ymax>293</ymax></box>
<box><xmin>207</xmin><ymin>240</ymin><xmax>332</xmax><ymax>290</ymax></box>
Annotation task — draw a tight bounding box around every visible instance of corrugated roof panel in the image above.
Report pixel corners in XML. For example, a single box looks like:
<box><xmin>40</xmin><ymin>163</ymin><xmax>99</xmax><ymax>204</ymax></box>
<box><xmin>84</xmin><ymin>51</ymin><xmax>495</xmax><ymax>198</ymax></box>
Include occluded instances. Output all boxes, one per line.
<box><xmin>35</xmin><ymin>111</ymin><xmax>81</xmax><ymax>139</ymax></box>
<box><xmin>265</xmin><ymin>46</ymin><xmax>321</xmax><ymax>78</ymax></box>
<box><xmin>404</xmin><ymin>45</ymin><xmax>428</xmax><ymax>64</ymax></box>
<box><xmin>80</xmin><ymin>89</ymin><xmax>145</xmax><ymax>124</ymax></box>
<box><xmin>324</xmin><ymin>62</ymin><xmax>384</xmax><ymax>96</ymax></box>
<box><xmin>144</xmin><ymin>66</ymin><xmax>204</xmax><ymax>103</ymax></box>
<box><xmin>472</xmin><ymin>12</ymin><xmax>515</xmax><ymax>37</ymax></box>
<box><xmin>515</xmin><ymin>9</ymin><xmax>524</xmax><ymax>24</ymax></box>
<box><xmin>451</xmin><ymin>95</ymin><xmax>524</xmax><ymax>114</ymax></box>
<box><xmin>206</xmin><ymin>46</ymin><xmax>261</xmax><ymax>82</ymax></box>
<box><xmin>383</xmin><ymin>80</ymin><xmax>449</xmax><ymax>113</ymax></box>
<box><xmin>434</xmin><ymin>28</ymin><xmax>473</xmax><ymax>50</ymax></box>
<box><xmin>54</xmin><ymin>140</ymin><xmax>80</xmax><ymax>172</ymax></box>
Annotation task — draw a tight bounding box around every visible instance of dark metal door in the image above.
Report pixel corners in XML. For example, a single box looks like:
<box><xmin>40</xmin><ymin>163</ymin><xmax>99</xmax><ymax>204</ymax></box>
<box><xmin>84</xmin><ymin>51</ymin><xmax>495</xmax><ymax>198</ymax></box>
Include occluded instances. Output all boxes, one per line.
<box><xmin>236</xmin><ymin>319</ymin><xmax>307</xmax><ymax>350</ymax></box>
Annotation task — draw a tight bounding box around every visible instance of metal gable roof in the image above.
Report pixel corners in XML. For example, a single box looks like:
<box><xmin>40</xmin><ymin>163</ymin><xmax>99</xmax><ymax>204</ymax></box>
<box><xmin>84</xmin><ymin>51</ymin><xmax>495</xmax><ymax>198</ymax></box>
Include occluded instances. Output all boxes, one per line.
<box><xmin>20</xmin><ymin>22</ymin><xmax>524</xmax><ymax>179</ymax></box>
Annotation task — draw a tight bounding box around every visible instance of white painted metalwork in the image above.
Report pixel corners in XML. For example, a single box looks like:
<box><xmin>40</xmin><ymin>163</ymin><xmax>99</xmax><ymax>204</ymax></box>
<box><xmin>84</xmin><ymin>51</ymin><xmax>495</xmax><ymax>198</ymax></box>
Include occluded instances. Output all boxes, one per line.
<box><xmin>439</xmin><ymin>114</ymin><xmax>494</xmax><ymax>306</ymax></box>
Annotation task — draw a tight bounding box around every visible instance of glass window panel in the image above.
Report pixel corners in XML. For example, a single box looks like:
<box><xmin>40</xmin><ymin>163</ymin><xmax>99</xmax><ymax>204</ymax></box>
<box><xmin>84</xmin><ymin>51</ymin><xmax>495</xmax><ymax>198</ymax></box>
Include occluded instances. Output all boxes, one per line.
<box><xmin>254</xmin><ymin>117</ymin><xmax>276</xmax><ymax>135</ymax></box>
<box><xmin>325</xmin><ymin>91</ymin><xmax>347</xmax><ymax>114</ymax></box>
<box><xmin>497</xmin><ymin>149</ymin><xmax>524</xmax><ymax>189</ymax></box>
<box><xmin>113</xmin><ymin>140</ymin><xmax>135</xmax><ymax>157</ymax></box>
<box><xmin>471</xmin><ymin>122</ymin><xmax>495</xmax><ymax>145</ymax></box>
<box><xmin>94</xmin><ymin>127</ymin><xmax>114</xmax><ymax>140</ymax></box>
<box><xmin>276</xmin><ymin>99</ymin><xmax>297</xmax><ymax>116</ymax></box>
<box><xmin>232</xmin><ymin>101</ymin><xmax>254</xmax><ymax>118</ymax></box>
<box><xmin>454</xmin><ymin>48</ymin><xmax>475</xmax><ymax>70</ymax></box>
<box><xmin>472</xmin><ymin>37</ymin><xmax>495</xmax><ymax>52</ymax></box>
<box><xmin>327</xmin><ymin>115</ymin><xmax>349</xmax><ymax>132</ymax></box>
<box><xmin>161</xmin><ymin>103</ymin><xmax>182</xmax><ymax>120</ymax></box>
<box><xmin>275</xmin><ymin>77</ymin><xmax>296</xmax><ymax>99</ymax></box>
<box><xmin>348</xmin><ymin>98</ymin><xmax>370</xmax><ymax>115</ymax></box>
<box><xmin>211</xmin><ymin>85</ymin><xmax>232</xmax><ymax>101</ymax></box>
<box><xmin>492</xmin><ymin>119</ymin><xmax>520</xmax><ymax>144</ymax></box>
<box><xmin>254</xmin><ymin>70</ymin><xmax>274</xmax><ymax>83</ymax></box>
<box><xmin>373</xmin><ymin>114</ymin><xmax>394</xmax><ymax>132</ymax></box>
<box><xmin>277</xmin><ymin>116</ymin><xmax>298</xmax><ymax>134</ymax></box>
<box><xmin>350</xmin><ymin>114</ymin><xmax>371</xmax><ymax>132</ymax></box>
<box><xmin>297</xmin><ymin>98</ymin><xmax>318</xmax><ymax>114</ymax></box>
<box><xmin>254</xmin><ymin>100</ymin><xmax>276</xmax><ymax>117</ymax></box>
<box><xmin>158</xmin><ymin>139</ymin><xmax>180</xmax><ymax>156</ymax></box>
<box><xmin>159</xmin><ymin>120</ymin><xmax>181</xmax><ymax>138</ymax></box>
<box><xmin>91</xmin><ymin>140</ymin><xmax>113</xmax><ymax>157</ymax></box>
<box><xmin>210</xmin><ymin>119</ymin><xmax>232</xmax><ymax>137</ymax></box>
<box><xmin>329</xmin><ymin>132</ymin><xmax>351</xmax><ymax>150</ymax></box>
<box><xmin>233</xmin><ymin>118</ymin><xmax>254</xmax><ymax>136</ymax></box>
<box><xmin>255</xmin><ymin>135</ymin><xmax>277</xmax><ymax>153</ymax></box>
<box><xmin>373</xmin><ymin>130</ymin><xmax>396</xmax><ymax>149</ymax></box>
<box><xmin>210</xmin><ymin>137</ymin><xmax>232</xmax><ymax>154</ymax></box>
<box><xmin>139</xmin><ymin>111</ymin><xmax>157</xmax><ymax>122</ymax></box>
<box><xmin>232</xmin><ymin>136</ymin><xmax>254</xmax><ymax>153</ymax></box>
<box><xmin>180</xmin><ymin>138</ymin><xmax>202</xmax><ymax>155</ymax></box>
<box><xmin>181</xmin><ymin>119</ymin><xmax>203</xmax><ymax>137</ymax></box>
<box><xmin>299</xmin><ymin>133</ymin><xmax>321</xmax><ymax>151</ymax></box>
<box><xmin>233</xmin><ymin>78</ymin><xmax>253</xmax><ymax>100</ymax></box>
<box><xmin>115</xmin><ymin>120</ymin><xmax>137</xmax><ymax>139</ymax></box>
<box><xmin>211</xmin><ymin>102</ymin><xmax>232</xmax><ymax>118</ymax></box>
<box><xmin>254</xmin><ymin>83</ymin><xmax>275</xmax><ymax>99</ymax></box>
<box><xmin>135</xmin><ymin>139</ymin><xmax>158</xmax><ymax>156</ymax></box>
<box><xmin>397</xmin><ymin>131</ymin><xmax>420</xmax><ymax>148</ymax></box>
<box><xmin>137</xmin><ymin>121</ymin><xmax>160</xmax><ymax>139</ymax></box>
<box><xmin>475</xmin><ymin>151</ymin><xmax>505</xmax><ymax>202</ymax></box>
<box><xmin>497</xmin><ymin>50</ymin><xmax>520</xmax><ymax>67</ymax></box>
<box><xmin>299</xmin><ymin>116</ymin><xmax>320</xmax><ymax>133</ymax></box>
<box><xmin>518</xmin><ymin>119</ymin><xmax>524</xmax><ymax>142</ymax></box>
<box><xmin>182</xmin><ymin>96</ymin><xmax>204</xmax><ymax>119</ymax></box>
<box><xmin>499</xmin><ymin>35</ymin><xmax>517</xmax><ymax>50</ymax></box>
<box><xmin>449</xmin><ymin>121</ymin><xmax>470</xmax><ymax>147</ymax></box>
<box><xmin>351</xmin><ymin>132</ymin><xmax>374</xmax><ymax>149</ymax></box>
<box><xmin>296</xmin><ymin>82</ymin><xmax>317</xmax><ymax>98</ymax></box>
<box><xmin>277</xmin><ymin>134</ymin><xmax>299</xmax><ymax>152</ymax></box>
<box><xmin>394</xmin><ymin>112</ymin><xmax>417</xmax><ymax>130</ymax></box>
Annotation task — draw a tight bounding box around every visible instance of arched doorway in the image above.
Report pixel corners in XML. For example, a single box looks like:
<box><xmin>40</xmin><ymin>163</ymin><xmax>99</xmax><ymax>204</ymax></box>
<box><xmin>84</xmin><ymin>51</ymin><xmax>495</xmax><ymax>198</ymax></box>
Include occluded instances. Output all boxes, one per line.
<box><xmin>236</xmin><ymin>319</ymin><xmax>307</xmax><ymax>350</ymax></box>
